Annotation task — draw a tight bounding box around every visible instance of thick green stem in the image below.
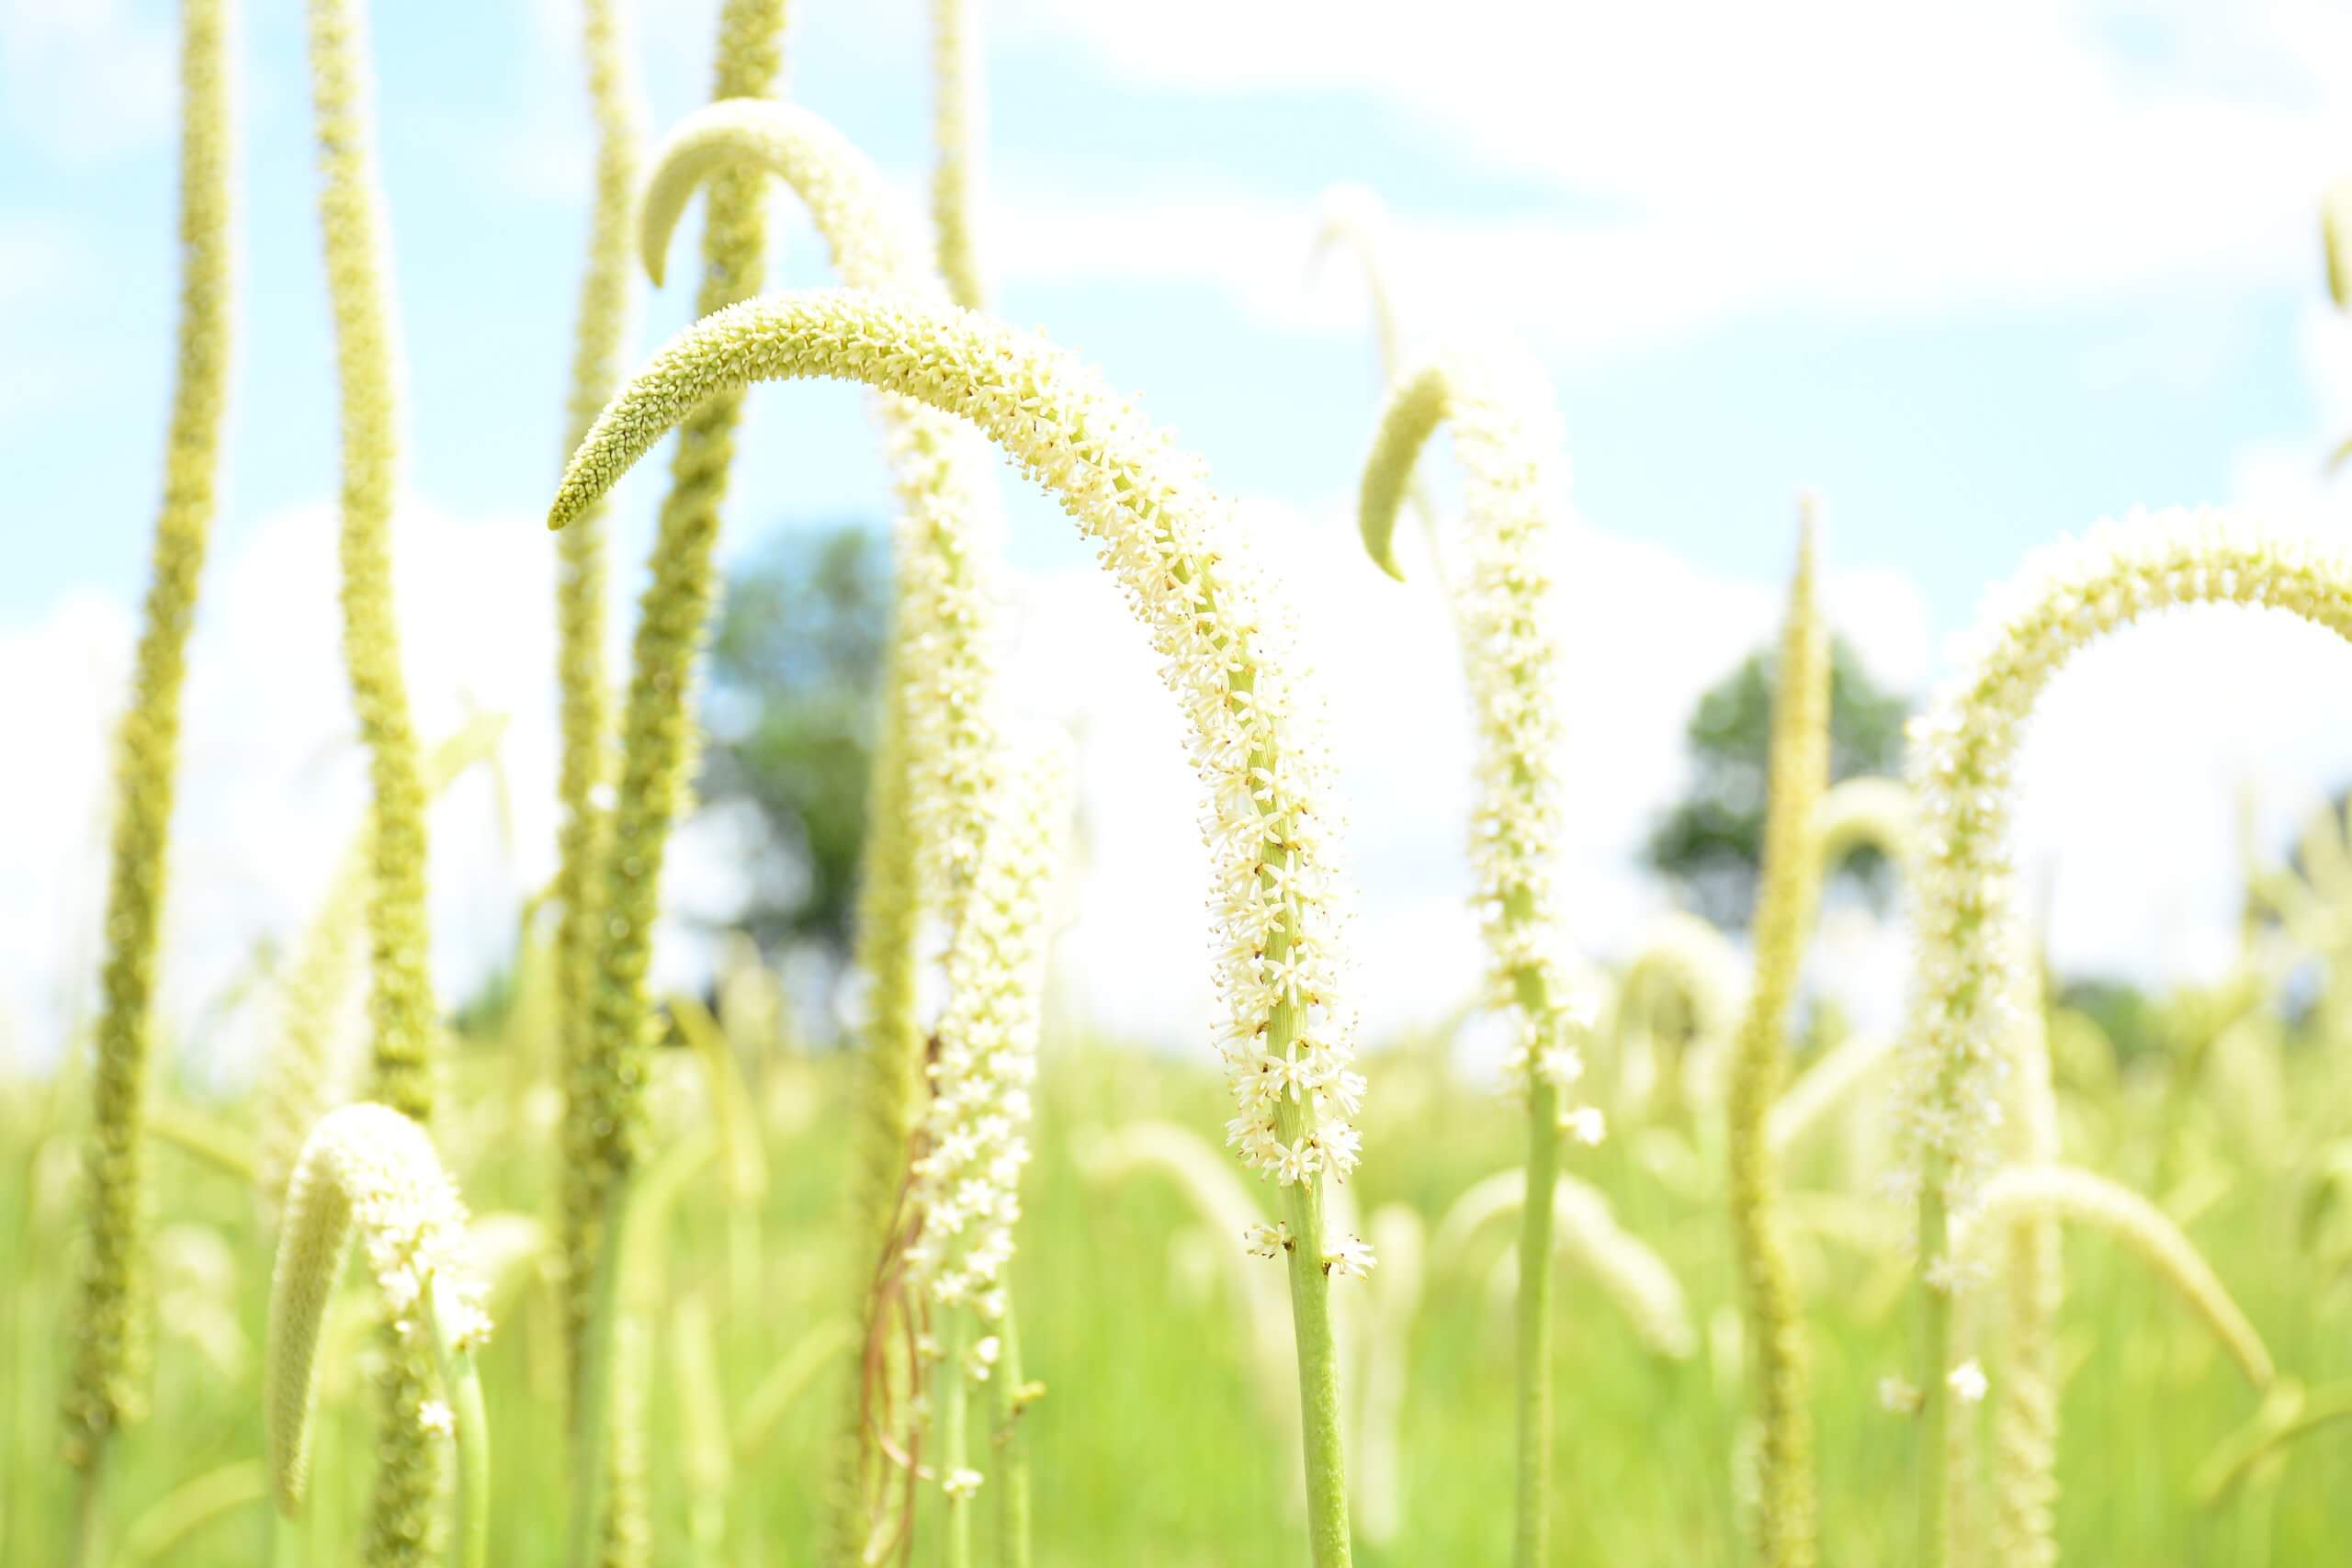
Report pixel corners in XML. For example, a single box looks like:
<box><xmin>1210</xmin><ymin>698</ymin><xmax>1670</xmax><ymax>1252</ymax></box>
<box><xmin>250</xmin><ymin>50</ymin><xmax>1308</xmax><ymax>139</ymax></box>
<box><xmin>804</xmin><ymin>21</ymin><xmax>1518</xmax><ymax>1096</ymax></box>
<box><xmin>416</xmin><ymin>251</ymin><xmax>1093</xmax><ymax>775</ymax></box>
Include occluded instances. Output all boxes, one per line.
<box><xmin>990</xmin><ymin>1307</ymin><xmax>1034</xmax><ymax>1568</ymax></box>
<box><xmin>942</xmin><ymin>1313</ymin><xmax>974</xmax><ymax>1568</ymax></box>
<box><xmin>1515</xmin><ymin>1077</ymin><xmax>1560</xmax><ymax>1568</ymax></box>
<box><xmin>1917</xmin><ymin>1179</ymin><xmax>1952</xmax><ymax>1568</ymax></box>
<box><xmin>426</xmin><ymin>1283</ymin><xmax>492</xmax><ymax>1568</ymax></box>
<box><xmin>568</xmin><ymin>1182</ymin><xmax>633</xmax><ymax>1568</ymax></box>
<box><xmin>1280</xmin><ymin>1176</ymin><xmax>1352</xmax><ymax>1568</ymax></box>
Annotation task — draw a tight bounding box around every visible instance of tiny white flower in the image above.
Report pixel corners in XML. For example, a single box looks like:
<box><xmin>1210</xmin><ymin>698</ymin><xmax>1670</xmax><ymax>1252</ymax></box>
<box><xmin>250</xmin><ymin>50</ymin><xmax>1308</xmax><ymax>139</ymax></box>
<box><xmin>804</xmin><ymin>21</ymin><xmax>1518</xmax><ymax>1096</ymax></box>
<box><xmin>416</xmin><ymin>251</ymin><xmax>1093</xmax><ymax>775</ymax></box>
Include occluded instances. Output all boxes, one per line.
<box><xmin>1323</xmin><ymin>1234</ymin><xmax>1376</xmax><ymax>1280</ymax></box>
<box><xmin>942</xmin><ymin>1467</ymin><xmax>984</xmax><ymax>1502</ymax></box>
<box><xmin>1878</xmin><ymin>1375</ymin><xmax>1922</xmax><ymax>1416</ymax></box>
<box><xmin>1947</xmin><ymin>1359</ymin><xmax>1988</xmax><ymax>1404</ymax></box>
<box><xmin>1244</xmin><ymin>1221</ymin><xmax>1293</xmax><ymax>1259</ymax></box>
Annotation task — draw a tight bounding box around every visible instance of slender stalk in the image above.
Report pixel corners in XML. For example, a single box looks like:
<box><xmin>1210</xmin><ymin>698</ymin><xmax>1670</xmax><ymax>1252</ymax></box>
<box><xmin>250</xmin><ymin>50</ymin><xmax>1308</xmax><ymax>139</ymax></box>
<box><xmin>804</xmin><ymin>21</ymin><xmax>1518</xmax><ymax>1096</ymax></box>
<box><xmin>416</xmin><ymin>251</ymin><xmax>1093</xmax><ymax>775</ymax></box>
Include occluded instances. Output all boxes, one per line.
<box><xmin>941</xmin><ymin>1313</ymin><xmax>975</xmax><ymax>1568</ymax></box>
<box><xmin>930</xmin><ymin>0</ymin><xmax>988</xmax><ymax>310</ymax></box>
<box><xmin>425</xmin><ymin>1283</ymin><xmax>492</xmax><ymax>1568</ymax></box>
<box><xmin>989</xmin><ymin>1306</ymin><xmax>1034</xmax><ymax>1568</ymax></box>
<box><xmin>1279</xmin><ymin>1176</ymin><xmax>1351</xmax><ymax>1568</ymax></box>
<box><xmin>1725</xmin><ymin>511</ymin><xmax>1830</xmax><ymax>1568</ymax></box>
<box><xmin>64</xmin><ymin>0</ymin><xmax>234</xmax><ymax>1510</ymax></box>
<box><xmin>1513</xmin><ymin>1077</ymin><xmax>1560</xmax><ymax>1568</ymax></box>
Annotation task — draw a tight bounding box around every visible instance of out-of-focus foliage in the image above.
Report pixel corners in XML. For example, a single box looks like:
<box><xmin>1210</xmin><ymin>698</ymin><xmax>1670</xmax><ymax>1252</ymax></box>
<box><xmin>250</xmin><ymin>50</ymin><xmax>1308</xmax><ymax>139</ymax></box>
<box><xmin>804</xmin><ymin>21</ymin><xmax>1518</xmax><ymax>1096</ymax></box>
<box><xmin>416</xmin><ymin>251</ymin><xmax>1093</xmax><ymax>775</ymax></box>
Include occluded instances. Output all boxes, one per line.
<box><xmin>1644</xmin><ymin>636</ymin><xmax>1909</xmax><ymax>928</ymax></box>
<box><xmin>702</xmin><ymin>522</ymin><xmax>892</xmax><ymax>959</ymax></box>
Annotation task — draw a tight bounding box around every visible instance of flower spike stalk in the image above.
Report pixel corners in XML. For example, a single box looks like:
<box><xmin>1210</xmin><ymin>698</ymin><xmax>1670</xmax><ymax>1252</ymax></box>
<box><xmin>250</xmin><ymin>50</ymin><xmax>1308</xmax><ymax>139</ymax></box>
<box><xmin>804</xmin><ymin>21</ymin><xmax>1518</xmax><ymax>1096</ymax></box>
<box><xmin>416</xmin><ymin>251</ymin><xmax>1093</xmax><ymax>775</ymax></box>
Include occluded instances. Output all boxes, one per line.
<box><xmin>892</xmin><ymin>730</ymin><xmax>1068</xmax><ymax>1567</ymax></box>
<box><xmin>1725</xmin><ymin>505</ymin><xmax>1832</xmax><ymax>1568</ymax></box>
<box><xmin>929</xmin><ymin>0</ymin><xmax>989</xmax><ymax>310</ymax></box>
<box><xmin>1355</xmin><ymin>349</ymin><xmax>1600</xmax><ymax>1568</ymax></box>
<box><xmin>266</xmin><ymin>1105</ymin><xmax>492</xmax><ymax>1568</ymax></box>
<box><xmin>1898</xmin><ymin>507</ymin><xmax>2352</xmax><ymax>1565</ymax></box>
<box><xmin>549</xmin><ymin>0</ymin><xmax>641</xmax><ymax>1405</ymax></box>
<box><xmin>560</xmin><ymin>4</ymin><xmax>786</xmax><ymax>1562</ymax></box>
<box><xmin>552</xmin><ymin>287</ymin><xmax>1367</xmax><ymax>1566</ymax></box>
<box><xmin>64</xmin><ymin>0</ymin><xmax>234</xmax><ymax>1525</ymax></box>
<box><xmin>309</xmin><ymin>0</ymin><xmax>435</xmax><ymax>1126</ymax></box>
<box><xmin>1990</xmin><ymin>935</ymin><xmax>2061</xmax><ymax>1567</ymax></box>
<box><xmin>635</xmin><ymin>97</ymin><xmax>1017</xmax><ymax>1557</ymax></box>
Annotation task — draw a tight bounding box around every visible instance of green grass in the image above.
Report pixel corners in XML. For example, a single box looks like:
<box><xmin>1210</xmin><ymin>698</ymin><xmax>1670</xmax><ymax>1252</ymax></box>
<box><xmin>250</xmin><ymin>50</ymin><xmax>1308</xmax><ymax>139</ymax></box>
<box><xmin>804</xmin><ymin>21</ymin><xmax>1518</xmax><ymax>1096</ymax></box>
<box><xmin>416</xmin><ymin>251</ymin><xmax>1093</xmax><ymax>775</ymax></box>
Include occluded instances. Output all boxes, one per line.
<box><xmin>4</xmin><ymin>1013</ymin><xmax>2346</xmax><ymax>1564</ymax></box>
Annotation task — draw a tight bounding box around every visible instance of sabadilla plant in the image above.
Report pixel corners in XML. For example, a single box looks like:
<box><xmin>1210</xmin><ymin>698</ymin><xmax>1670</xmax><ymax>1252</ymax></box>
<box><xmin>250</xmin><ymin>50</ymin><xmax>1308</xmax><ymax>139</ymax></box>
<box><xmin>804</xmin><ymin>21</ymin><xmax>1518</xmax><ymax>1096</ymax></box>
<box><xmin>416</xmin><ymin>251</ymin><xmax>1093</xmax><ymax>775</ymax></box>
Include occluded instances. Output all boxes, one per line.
<box><xmin>550</xmin><ymin>287</ymin><xmax>1371</xmax><ymax>1568</ymax></box>
<box><xmin>1897</xmin><ymin>507</ymin><xmax>2352</xmax><ymax>1565</ymax></box>
<box><xmin>900</xmin><ymin>729</ymin><xmax>1069</xmax><ymax>1568</ymax></box>
<box><xmin>558</xmin><ymin>3</ymin><xmax>786</xmax><ymax>1562</ymax></box>
<box><xmin>1355</xmin><ymin>344</ymin><xmax>1601</xmax><ymax>1568</ymax></box>
<box><xmin>633</xmin><ymin>96</ymin><xmax>1016</xmax><ymax>1558</ymax></box>
<box><xmin>65</xmin><ymin>1</ymin><xmax>234</xmax><ymax>1546</ymax></box>
<box><xmin>1724</xmin><ymin>508</ymin><xmax>1832</xmax><ymax>1568</ymax></box>
<box><xmin>266</xmin><ymin>1104</ymin><xmax>492</xmax><ymax>1568</ymax></box>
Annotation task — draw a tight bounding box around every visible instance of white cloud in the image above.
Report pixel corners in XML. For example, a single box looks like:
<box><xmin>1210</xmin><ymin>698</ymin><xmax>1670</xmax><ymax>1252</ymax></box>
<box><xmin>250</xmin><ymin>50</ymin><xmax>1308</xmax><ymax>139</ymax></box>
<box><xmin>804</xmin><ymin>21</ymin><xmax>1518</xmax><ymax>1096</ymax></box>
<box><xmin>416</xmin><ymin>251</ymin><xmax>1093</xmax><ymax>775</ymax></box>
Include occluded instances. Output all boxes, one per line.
<box><xmin>1002</xmin><ymin>492</ymin><xmax>1927</xmax><ymax>1055</ymax></box>
<box><xmin>0</xmin><ymin>0</ymin><xmax>175</xmax><ymax>162</ymax></box>
<box><xmin>0</xmin><ymin>501</ymin><xmax>751</xmax><ymax>1077</ymax></box>
<box><xmin>990</xmin><ymin>0</ymin><xmax>2352</xmax><ymax>354</ymax></box>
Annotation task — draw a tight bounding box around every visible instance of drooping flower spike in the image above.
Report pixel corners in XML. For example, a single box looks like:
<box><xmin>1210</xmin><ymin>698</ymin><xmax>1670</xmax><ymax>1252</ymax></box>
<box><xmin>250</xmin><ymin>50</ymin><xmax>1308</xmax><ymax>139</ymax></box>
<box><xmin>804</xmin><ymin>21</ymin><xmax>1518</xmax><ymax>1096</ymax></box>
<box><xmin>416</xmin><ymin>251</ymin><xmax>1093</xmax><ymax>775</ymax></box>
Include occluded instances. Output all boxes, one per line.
<box><xmin>552</xmin><ymin>286</ymin><xmax>1364</xmax><ymax>1566</ymax></box>
<box><xmin>266</xmin><ymin>1104</ymin><xmax>492</xmax><ymax>1568</ymax></box>
<box><xmin>1354</xmin><ymin>345</ymin><xmax>1593</xmax><ymax>1568</ymax></box>
<box><xmin>65</xmin><ymin>0</ymin><xmax>235</xmax><ymax>1492</ymax></box>
<box><xmin>636</xmin><ymin>99</ymin><xmax>1019</xmax><ymax>1559</ymax></box>
<box><xmin>1724</xmin><ymin>508</ymin><xmax>1833</xmax><ymax>1568</ymax></box>
<box><xmin>1898</xmin><ymin>507</ymin><xmax>2352</xmax><ymax>1565</ymax></box>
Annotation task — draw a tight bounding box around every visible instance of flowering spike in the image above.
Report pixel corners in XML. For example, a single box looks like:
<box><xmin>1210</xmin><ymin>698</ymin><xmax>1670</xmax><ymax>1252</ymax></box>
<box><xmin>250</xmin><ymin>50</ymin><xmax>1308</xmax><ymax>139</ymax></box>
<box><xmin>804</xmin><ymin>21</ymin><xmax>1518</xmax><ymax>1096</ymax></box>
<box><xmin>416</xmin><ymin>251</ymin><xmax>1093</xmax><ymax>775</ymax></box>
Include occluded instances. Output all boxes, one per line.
<box><xmin>266</xmin><ymin>1105</ymin><xmax>491</xmax><ymax>1568</ymax></box>
<box><xmin>1899</xmin><ymin>507</ymin><xmax>2352</xmax><ymax>1565</ymax></box>
<box><xmin>554</xmin><ymin>287</ymin><xmax>1363</xmax><ymax>1565</ymax></box>
<box><xmin>1352</xmin><ymin>346</ymin><xmax>1589</xmax><ymax>1568</ymax></box>
<box><xmin>929</xmin><ymin>0</ymin><xmax>990</xmax><ymax>310</ymax></box>
<box><xmin>65</xmin><ymin>0</ymin><xmax>235</xmax><ymax>1479</ymax></box>
<box><xmin>1725</xmin><ymin>502</ymin><xmax>1832</xmax><ymax>1568</ymax></box>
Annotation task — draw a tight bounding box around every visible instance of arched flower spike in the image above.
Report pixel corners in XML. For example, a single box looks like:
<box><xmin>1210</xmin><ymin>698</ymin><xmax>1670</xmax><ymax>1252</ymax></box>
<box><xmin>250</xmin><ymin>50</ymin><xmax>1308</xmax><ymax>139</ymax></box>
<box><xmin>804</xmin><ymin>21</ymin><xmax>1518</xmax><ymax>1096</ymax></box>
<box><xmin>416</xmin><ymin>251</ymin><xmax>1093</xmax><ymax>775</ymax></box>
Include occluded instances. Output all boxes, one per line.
<box><xmin>65</xmin><ymin>0</ymin><xmax>234</xmax><ymax>1521</ymax></box>
<box><xmin>1898</xmin><ymin>508</ymin><xmax>2352</xmax><ymax>1565</ymax></box>
<box><xmin>266</xmin><ymin>1105</ymin><xmax>492</xmax><ymax>1568</ymax></box>
<box><xmin>899</xmin><ymin>728</ymin><xmax>1069</xmax><ymax>1568</ymax></box>
<box><xmin>1355</xmin><ymin>349</ymin><xmax>1600</xmax><ymax>1568</ymax></box>
<box><xmin>1724</xmin><ymin>509</ymin><xmax>1833</xmax><ymax>1568</ymax></box>
<box><xmin>636</xmin><ymin>98</ymin><xmax>1018</xmax><ymax>1554</ymax></box>
<box><xmin>929</xmin><ymin>0</ymin><xmax>989</xmax><ymax>310</ymax></box>
<box><xmin>1816</xmin><ymin>774</ymin><xmax>1913</xmax><ymax>875</ymax></box>
<box><xmin>551</xmin><ymin>287</ymin><xmax>1368</xmax><ymax>1567</ymax></box>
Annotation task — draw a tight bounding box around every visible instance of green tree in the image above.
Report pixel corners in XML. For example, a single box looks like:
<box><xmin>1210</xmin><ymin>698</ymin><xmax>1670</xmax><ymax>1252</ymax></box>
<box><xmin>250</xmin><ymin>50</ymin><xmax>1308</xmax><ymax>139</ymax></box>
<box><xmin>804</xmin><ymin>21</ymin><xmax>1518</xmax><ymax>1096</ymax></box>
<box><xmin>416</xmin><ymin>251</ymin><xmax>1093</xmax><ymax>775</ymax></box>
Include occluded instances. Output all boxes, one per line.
<box><xmin>1644</xmin><ymin>636</ymin><xmax>1911</xmax><ymax>928</ymax></box>
<box><xmin>701</xmin><ymin>522</ymin><xmax>892</xmax><ymax>957</ymax></box>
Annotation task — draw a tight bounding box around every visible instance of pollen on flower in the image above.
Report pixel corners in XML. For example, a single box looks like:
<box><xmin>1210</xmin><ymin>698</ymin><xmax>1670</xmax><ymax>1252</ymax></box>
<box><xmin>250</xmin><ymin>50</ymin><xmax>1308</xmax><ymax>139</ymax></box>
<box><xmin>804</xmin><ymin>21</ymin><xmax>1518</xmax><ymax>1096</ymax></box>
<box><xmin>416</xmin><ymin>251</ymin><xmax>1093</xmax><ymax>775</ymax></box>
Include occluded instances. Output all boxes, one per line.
<box><xmin>1323</xmin><ymin>1234</ymin><xmax>1376</xmax><ymax>1280</ymax></box>
<box><xmin>1244</xmin><ymin>1221</ymin><xmax>1294</xmax><ymax>1258</ymax></box>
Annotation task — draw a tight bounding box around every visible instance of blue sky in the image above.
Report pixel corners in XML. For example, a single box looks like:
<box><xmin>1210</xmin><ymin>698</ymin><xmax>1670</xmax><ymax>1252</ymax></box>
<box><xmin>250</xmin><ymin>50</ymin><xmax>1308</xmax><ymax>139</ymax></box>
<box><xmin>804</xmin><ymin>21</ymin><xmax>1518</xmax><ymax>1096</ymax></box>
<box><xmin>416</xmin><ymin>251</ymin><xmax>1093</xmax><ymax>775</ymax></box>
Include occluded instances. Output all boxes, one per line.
<box><xmin>6</xmin><ymin>0</ymin><xmax>2343</xmax><ymax>626</ymax></box>
<box><xmin>10</xmin><ymin>0</ymin><xmax>2352</xmax><ymax>1064</ymax></box>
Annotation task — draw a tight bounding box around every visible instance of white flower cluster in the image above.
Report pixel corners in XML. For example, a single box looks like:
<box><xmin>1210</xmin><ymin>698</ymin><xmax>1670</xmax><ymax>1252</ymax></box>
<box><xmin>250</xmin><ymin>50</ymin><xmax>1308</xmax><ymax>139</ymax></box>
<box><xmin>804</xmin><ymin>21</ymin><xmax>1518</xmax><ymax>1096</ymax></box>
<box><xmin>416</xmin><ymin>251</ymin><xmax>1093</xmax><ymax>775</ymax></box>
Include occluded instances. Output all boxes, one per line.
<box><xmin>1898</xmin><ymin>508</ymin><xmax>2352</xmax><ymax>1228</ymax></box>
<box><xmin>292</xmin><ymin>1104</ymin><xmax>491</xmax><ymax>1352</ymax></box>
<box><xmin>1365</xmin><ymin>350</ymin><xmax>1598</xmax><ymax>1112</ymax></box>
<box><xmin>640</xmin><ymin>100</ymin><xmax>1010</xmax><ymax>918</ymax></box>
<box><xmin>906</xmin><ymin>735</ymin><xmax>1071</xmax><ymax>1311</ymax></box>
<box><xmin>551</xmin><ymin>290</ymin><xmax>1369</xmax><ymax>1190</ymax></box>
<box><xmin>266</xmin><ymin>1103</ymin><xmax>489</xmax><ymax>1512</ymax></box>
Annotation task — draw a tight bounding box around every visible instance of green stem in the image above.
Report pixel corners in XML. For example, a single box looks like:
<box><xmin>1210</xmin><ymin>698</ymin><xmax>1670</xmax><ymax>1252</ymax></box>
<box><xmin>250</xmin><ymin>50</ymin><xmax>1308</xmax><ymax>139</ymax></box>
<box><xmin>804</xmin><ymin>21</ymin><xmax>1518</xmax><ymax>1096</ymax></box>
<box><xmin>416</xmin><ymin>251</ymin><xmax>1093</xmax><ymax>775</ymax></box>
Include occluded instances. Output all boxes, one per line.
<box><xmin>942</xmin><ymin>1312</ymin><xmax>974</xmax><ymax>1568</ymax></box>
<box><xmin>68</xmin><ymin>1444</ymin><xmax>107</xmax><ymax>1568</ymax></box>
<box><xmin>990</xmin><ymin>1307</ymin><xmax>1034</xmax><ymax>1568</ymax></box>
<box><xmin>1515</xmin><ymin>1077</ymin><xmax>1561</xmax><ymax>1568</ymax></box>
<box><xmin>1280</xmin><ymin>1176</ymin><xmax>1352</xmax><ymax>1568</ymax></box>
<box><xmin>568</xmin><ymin>1180</ymin><xmax>634</xmax><ymax>1568</ymax></box>
<box><xmin>426</xmin><ymin>1283</ymin><xmax>492</xmax><ymax>1568</ymax></box>
<box><xmin>1917</xmin><ymin>1178</ymin><xmax>1952</xmax><ymax>1568</ymax></box>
